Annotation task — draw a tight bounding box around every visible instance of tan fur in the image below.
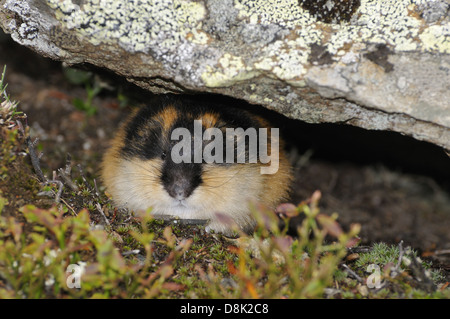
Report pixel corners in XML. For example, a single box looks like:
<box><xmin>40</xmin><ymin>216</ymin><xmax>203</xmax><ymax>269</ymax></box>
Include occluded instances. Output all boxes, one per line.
<box><xmin>102</xmin><ymin>119</ymin><xmax>128</xmax><ymax>200</ymax></box>
<box><xmin>198</xmin><ymin>112</ymin><xmax>219</xmax><ymax>129</ymax></box>
<box><xmin>156</xmin><ymin>106</ymin><xmax>178</xmax><ymax>132</ymax></box>
<box><xmin>253</xmin><ymin>118</ymin><xmax>292</xmax><ymax>208</ymax></box>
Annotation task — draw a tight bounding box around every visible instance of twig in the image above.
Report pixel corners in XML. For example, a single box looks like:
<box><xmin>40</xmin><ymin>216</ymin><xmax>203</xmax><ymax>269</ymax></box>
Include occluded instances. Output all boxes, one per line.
<box><xmin>37</xmin><ymin>180</ymin><xmax>64</xmax><ymax>203</ymax></box>
<box><xmin>64</xmin><ymin>153</ymin><xmax>73</xmax><ymax>175</ymax></box>
<box><xmin>122</xmin><ymin>249</ymin><xmax>140</xmax><ymax>256</ymax></box>
<box><xmin>77</xmin><ymin>164</ymin><xmax>95</xmax><ymax>193</ymax></box>
<box><xmin>17</xmin><ymin>120</ymin><xmax>69</xmax><ymax>203</ymax></box>
<box><xmin>408</xmin><ymin>253</ymin><xmax>436</xmax><ymax>293</ymax></box>
<box><xmin>433</xmin><ymin>249</ymin><xmax>450</xmax><ymax>255</ymax></box>
<box><xmin>57</xmin><ymin>168</ymin><xmax>79</xmax><ymax>191</ymax></box>
<box><xmin>17</xmin><ymin>120</ymin><xmax>46</xmax><ymax>182</ymax></box>
<box><xmin>391</xmin><ymin>240</ymin><xmax>404</xmax><ymax>277</ymax></box>
<box><xmin>36</xmin><ymin>190</ymin><xmax>54</xmax><ymax>197</ymax></box>
<box><xmin>96</xmin><ymin>203</ymin><xmax>110</xmax><ymax>226</ymax></box>
<box><xmin>46</xmin><ymin>180</ymin><xmax>64</xmax><ymax>203</ymax></box>
<box><xmin>347</xmin><ymin>246</ymin><xmax>372</xmax><ymax>254</ymax></box>
<box><xmin>342</xmin><ymin>264</ymin><xmax>364</xmax><ymax>283</ymax></box>
<box><xmin>93</xmin><ymin>178</ymin><xmax>100</xmax><ymax>198</ymax></box>
<box><xmin>390</xmin><ymin>241</ymin><xmax>436</xmax><ymax>292</ymax></box>
<box><xmin>58</xmin><ymin>153</ymin><xmax>79</xmax><ymax>191</ymax></box>
<box><xmin>58</xmin><ymin>196</ymin><xmax>77</xmax><ymax>216</ymax></box>
<box><xmin>123</xmin><ymin>214</ymin><xmax>133</xmax><ymax>223</ymax></box>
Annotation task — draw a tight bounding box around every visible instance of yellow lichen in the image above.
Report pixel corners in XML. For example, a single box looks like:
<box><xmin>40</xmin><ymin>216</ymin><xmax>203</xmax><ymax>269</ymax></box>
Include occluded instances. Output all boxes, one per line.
<box><xmin>420</xmin><ymin>25</ymin><xmax>450</xmax><ymax>54</ymax></box>
<box><xmin>201</xmin><ymin>54</ymin><xmax>259</xmax><ymax>87</ymax></box>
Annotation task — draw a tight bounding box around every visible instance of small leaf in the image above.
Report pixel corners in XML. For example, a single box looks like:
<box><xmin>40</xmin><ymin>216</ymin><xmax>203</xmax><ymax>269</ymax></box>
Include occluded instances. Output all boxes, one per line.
<box><xmin>346</xmin><ymin>236</ymin><xmax>361</xmax><ymax>248</ymax></box>
<box><xmin>161</xmin><ymin>282</ymin><xmax>185</xmax><ymax>291</ymax></box>
<box><xmin>72</xmin><ymin>97</ymin><xmax>86</xmax><ymax>110</ymax></box>
<box><xmin>273</xmin><ymin>236</ymin><xmax>294</xmax><ymax>253</ymax></box>
<box><xmin>316</xmin><ymin>213</ymin><xmax>343</xmax><ymax>238</ymax></box>
<box><xmin>163</xmin><ymin>226</ymin><xmax>176</xmax><ymax>248</ymax></box>
<box><xmin>345</xmin><ymin>253</ymin><xmax>360</xmax><ymax>262</ymax></box>
<box><xmin>276</xmin><ymin>203</ymin><xmax>298</xmax><ymax>218</ymax></box>
<box><xmin>311</xmin><ymin>190</ymin><xmax>322</xmax><ymax>204</ymax></box>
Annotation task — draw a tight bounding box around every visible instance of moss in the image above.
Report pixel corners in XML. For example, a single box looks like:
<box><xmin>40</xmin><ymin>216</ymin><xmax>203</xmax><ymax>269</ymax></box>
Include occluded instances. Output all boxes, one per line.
<box><xmin>355</xmin><ymin>242</ymin><xmax>402</xmax><ymax>268</ymax></box>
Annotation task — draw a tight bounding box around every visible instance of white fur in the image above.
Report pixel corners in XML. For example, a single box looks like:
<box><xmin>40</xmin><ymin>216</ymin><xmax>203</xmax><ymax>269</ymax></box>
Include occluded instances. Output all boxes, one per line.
<box><xmin>108</xmin><ymin>159</ymin><xmax>261</xmax><ymax>235</ymax></box>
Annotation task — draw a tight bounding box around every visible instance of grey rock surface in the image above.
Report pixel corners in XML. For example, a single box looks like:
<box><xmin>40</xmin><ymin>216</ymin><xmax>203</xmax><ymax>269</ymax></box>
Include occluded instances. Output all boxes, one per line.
<box><xmin>1</xmin><ymin>0</ymin><xmax>449</xmax><ymax>150</ymax></box>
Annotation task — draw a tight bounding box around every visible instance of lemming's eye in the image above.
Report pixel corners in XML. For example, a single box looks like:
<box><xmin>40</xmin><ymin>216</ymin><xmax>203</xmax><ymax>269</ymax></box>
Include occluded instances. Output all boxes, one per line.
<box><xmin>161</xmin><ymin>151</ymin><xmax>167</xmax><ymax>160</ymax></box>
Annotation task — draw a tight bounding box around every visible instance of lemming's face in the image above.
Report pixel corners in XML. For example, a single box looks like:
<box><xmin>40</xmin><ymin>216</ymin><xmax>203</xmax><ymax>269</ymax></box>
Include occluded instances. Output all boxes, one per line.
<box><xmin>110</xmin><ymin>101</ymin><xmax>264</xmax><ymax>232</ymax></box>
<box><xmin>114</xmin><ymin>156</ymin><xmax>262</xmax><ymax>232</ymax></box>
<box><xmin>102</xmin><ymin>96</ymin><xmax>292</xmax><ymax>235</ymax></box>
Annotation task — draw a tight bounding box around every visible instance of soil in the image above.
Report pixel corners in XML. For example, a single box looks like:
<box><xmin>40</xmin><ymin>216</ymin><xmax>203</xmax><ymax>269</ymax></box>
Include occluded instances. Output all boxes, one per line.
<box><xmin>1</xmin><ymin>32</ymin><xmax>449</xmax><ymax>272</ymax></box>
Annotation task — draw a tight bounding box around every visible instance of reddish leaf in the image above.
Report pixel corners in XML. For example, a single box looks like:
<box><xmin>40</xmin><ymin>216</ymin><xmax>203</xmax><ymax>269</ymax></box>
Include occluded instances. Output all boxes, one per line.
<box><xmin>346</xmin><ymin>236</ymin><xmax>361</xmax><ymax>248</ymax></box>
<box><xmin>311</xmin><ymin>190</ymin><xmax>322</xmax><ymax>204</ymax></box>
<box><xmin>316</xmin><ymin>213</ymin><xmax>343</xmax><ymax>238</ymax></box>
<box><xmin>227</xmin><ymin>245</ymin><xmax>240</xmax><ymax>254</ymax></box>
<box><xmin>276</xmin><ymin>203</ymin><xmax>298</xmax><ymax>218</ymax></box>
<box><xmin>162</xmin><ymin>282</ymin><xmax>185</xmax><ymax>291</ymax></box>
<box><xmin>273</xmin><ymin>236</ymin><xmax>294</xmax><ymax>253</ymax></box>
<box><xmin>227</xmin><ymin>261</ymin><xmax>237</xmax><ymax>275</ymax></box>
<box><xmin>345</xmin><ymin>253</ymin><xmax>360</xmax><ymax>262</ymax></box>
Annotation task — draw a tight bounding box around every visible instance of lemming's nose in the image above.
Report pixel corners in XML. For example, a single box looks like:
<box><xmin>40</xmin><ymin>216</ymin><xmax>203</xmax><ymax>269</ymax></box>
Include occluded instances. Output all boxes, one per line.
<box><xmin>161</xmin><ymin>162</ymin><xmax>202</xmax><ymax>201</ymax></box>
<box><xmin>173</xmin><ymin>183</ymin><xmax>185</xmax><ymax>200</ymax></box>
<box><xmin>167</xmin><ymin>179</ymin><xmax>192</xmax><ymax>200</ymax></box>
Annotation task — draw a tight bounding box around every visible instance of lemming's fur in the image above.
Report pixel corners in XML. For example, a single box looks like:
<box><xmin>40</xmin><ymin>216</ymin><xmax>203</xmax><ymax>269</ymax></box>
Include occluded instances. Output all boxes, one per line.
<box><xmin>101</xmin><ymin>95</ymin><xmax>292</xmax><ymax>235</ymax></box>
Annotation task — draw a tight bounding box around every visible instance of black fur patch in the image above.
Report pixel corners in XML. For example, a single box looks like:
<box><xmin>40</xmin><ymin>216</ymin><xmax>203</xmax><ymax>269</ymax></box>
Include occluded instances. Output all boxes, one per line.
<box><xmin>120</xmin><ymin>95</ymin><xmax>266</xmax><ymax>163</ymax></box>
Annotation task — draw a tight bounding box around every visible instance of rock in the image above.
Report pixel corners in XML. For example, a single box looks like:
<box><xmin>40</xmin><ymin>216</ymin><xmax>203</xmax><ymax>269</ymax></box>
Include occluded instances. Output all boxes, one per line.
<box><xmin>1</xmin><ymin>0</ymin><xmax>449</xmax><ymax>151</ymax></box>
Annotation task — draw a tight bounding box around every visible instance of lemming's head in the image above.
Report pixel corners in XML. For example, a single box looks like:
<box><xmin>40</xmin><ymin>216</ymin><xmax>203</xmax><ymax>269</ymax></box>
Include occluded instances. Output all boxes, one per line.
<box><xmin>101</xmin><ymin>95</ymin><xmax>292</xmax><ymax>235</ymax></box>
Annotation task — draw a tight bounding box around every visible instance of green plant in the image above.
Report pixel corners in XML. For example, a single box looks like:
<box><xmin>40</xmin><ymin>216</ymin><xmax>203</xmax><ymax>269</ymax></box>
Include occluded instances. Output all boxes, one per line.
<box><xmin>0</xmin><ymin>65</ymin><xmax>22</xmax><ymax>124</ymax></box>
<box><xmin>201</xmin><ymin>191</ymin><xmax>361</xmax><ymax>298</ymax></box>
<box><xmin>63</xmin><ymin>67</ymin><xmax>102</xmax><ymax>116</ymax></box>
<box><xmin>0</xmin><ymin>204</ymin><xmax>194</xmax><ymax>298</ymax></box>
<box><xmin>355</xmin><ymin>242</ymin><xmax>446</xmax><ymax>287</ymax></box>
<box><xmin>355</xmin><ymin>242</ymin><xmax>401</xmax><ymax>269</ymax></box>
